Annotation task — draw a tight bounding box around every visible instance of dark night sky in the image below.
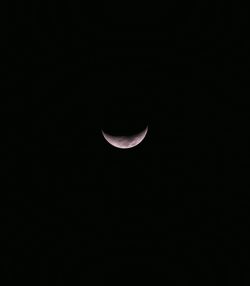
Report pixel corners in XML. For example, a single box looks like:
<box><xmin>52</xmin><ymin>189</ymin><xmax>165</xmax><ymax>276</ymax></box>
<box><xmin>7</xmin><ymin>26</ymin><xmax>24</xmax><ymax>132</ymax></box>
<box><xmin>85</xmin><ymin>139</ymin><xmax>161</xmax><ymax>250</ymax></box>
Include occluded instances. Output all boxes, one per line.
<box><xmin>3</xmin><ymin>0</ymin><xmax>250</xmax><ymax>282</ymax></box>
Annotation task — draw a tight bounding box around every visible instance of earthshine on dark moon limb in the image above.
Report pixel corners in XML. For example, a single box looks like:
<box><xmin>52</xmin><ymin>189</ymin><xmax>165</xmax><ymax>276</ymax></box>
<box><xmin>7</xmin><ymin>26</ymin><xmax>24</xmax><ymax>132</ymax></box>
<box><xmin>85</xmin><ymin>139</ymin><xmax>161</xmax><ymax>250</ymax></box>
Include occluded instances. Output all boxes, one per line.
<box><xmin>102</xmin><ymin>126</ymin><xmax>148</xmax><ymax>149</ymax></box>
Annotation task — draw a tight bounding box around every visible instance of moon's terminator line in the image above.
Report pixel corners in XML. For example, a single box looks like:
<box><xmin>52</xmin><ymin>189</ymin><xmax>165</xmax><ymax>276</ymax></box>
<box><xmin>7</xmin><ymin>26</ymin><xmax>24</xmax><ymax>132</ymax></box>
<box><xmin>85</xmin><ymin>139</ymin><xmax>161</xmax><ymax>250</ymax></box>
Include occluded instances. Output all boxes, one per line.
<box><xmin>102</xmin><ymin>126</ymin><xmax>148</xmax><ymax>149</ymax></box>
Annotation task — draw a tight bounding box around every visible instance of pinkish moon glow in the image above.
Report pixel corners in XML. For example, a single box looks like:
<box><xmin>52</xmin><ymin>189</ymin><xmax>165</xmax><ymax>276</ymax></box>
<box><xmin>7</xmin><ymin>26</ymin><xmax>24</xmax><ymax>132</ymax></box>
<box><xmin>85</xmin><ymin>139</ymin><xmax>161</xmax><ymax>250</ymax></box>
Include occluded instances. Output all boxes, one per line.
<box><xmin>102</xmin><ymin>126</ymin><xmax>148</xmax><ymax>149</ymax></box>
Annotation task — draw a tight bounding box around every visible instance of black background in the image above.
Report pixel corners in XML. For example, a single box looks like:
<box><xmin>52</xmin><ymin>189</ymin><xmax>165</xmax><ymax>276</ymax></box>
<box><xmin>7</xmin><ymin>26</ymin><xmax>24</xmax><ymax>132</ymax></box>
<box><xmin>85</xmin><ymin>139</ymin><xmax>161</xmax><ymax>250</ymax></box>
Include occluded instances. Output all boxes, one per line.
<box><xmin>2</xmin><ymin>0</ymin><xmax>250</xmax><ymax>283</ymax></box>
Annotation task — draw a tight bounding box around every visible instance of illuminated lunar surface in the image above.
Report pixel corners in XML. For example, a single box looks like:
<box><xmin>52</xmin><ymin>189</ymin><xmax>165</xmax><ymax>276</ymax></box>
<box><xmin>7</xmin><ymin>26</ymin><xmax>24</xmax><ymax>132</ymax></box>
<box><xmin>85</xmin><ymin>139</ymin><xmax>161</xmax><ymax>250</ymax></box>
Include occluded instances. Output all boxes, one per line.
<box><xmin>102</xmin><ymin>126</ymin><xmax>148</xmax><ymax>149</ymax></box>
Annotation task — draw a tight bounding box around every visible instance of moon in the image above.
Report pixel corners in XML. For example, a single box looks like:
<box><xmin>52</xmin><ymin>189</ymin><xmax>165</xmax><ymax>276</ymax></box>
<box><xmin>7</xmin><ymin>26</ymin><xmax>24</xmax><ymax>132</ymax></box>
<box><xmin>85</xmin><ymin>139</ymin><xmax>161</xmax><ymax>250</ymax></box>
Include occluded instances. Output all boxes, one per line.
<box><xmin>102</xmin><ymin>126</ymin><xmax>148</xmax><ymax>149</ymax></box>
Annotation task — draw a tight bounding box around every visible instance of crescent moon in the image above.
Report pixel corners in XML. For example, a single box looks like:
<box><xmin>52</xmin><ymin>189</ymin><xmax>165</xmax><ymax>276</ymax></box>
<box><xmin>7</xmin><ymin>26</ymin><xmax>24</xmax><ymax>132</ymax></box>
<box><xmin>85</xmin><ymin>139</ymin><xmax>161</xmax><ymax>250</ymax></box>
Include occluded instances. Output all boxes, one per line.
<box><xmin>102</xmin><ymin>126</ymin><xmax>148</xmax><ymax>149</ymax></box>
